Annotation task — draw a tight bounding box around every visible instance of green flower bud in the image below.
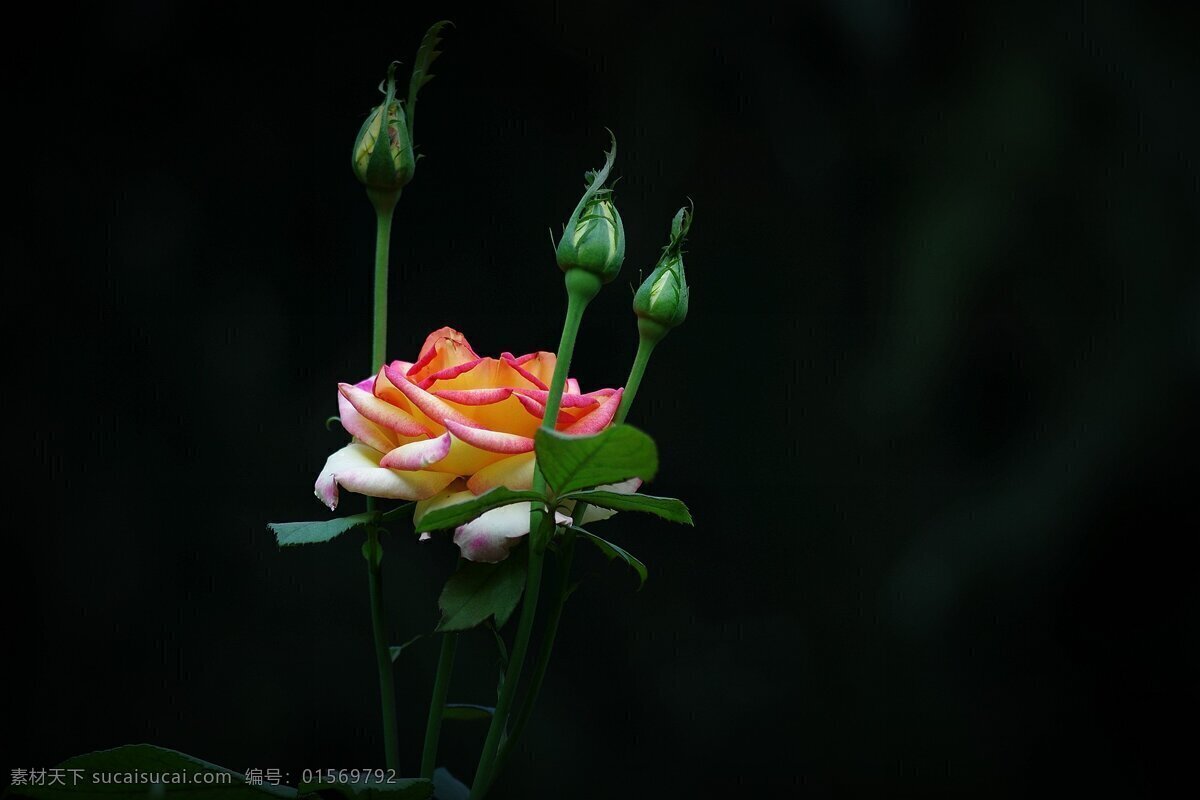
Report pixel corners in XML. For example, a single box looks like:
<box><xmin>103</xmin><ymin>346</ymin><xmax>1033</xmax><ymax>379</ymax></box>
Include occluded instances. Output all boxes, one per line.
<box><xmin>633</xmin><ymin>205</ymin><xmax>693</xmax><ymax>338</ymax></box>
<box><xmin>556</xmin><ymin>134</ymin><xmax>625</xmax><ymax>284</ymax></box>
<box><xmin>352</xmin><ymin>63</ymin><xmax>416</xmax><ymax>192</ymax></box>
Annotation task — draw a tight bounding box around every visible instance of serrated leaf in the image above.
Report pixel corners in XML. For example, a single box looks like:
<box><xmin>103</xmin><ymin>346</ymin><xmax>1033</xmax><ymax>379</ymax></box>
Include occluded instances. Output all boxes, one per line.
<box><xmin>535</xmin><ymin>424</ymin><xmax>658</xmax><ymax>496</ymax></box>
<box><xmin>431</xmin><ymin>769</ymin><xmax>468</xmax><ymax>800</ymax></box>
<box><xmin>573</xmin><ymin>526</ymin><xmax>648</xmax><ymax>589</ymax></box>
<box><xmin>389</xmin><ymin>633</ymin><xmax>425</xmax><ymax>662</ymax></box>
<box><xmin>269</xmin><ymin>512</ymin><xmax>377</xmax><ymax>546</ymax></box>
<box><xmin>436</xmin><ymin>549</ymin><xmax>528</xmax><ymax>632</ymax></box>
<box><xmin>562</xmin><ymin>490</ymin><xmax>693</xmax><ymax>524</ymax></box>
<box><xmin>443</xmin><ymin>703</ymin><xmax>494</xmax><ymax>721</ymax></box>
<box><xmin>297</xmin><ymin>778</ymin><xmax>431</xmax><ymax>799</ymax></box>
<box><xmin>406</xmin><ymin>20</ymin><xmax>452</xmax><ymax>140</ymax></box>
<box><xmin>3</xmin><ymin>744</ymin><xmax>295</xmax><ymax>798</ymax></box>
<box><xmin>414</xmin><ymin>488</ymin><xmax>545</xmax><ymax>534</ymax></box>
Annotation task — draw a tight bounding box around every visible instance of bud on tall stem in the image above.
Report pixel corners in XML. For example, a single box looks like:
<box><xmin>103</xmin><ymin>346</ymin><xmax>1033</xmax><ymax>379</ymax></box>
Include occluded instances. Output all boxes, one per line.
<box><xmin>556</xmin><ymin>132</ymin><xmax>625</xmax><ymax>284</ymax></box>
<box><xmin>491</xmin><ymin>204</ymin><xmax>697</xmax><ymax>782</ymax></box>
<box><xmin>633</xmin><ymin>203</ymin><xmax>692</xmax><ymax>346</ymax></box>
<box><xmin>352</xmin><ymin>63</ymin><xmax>416</xmax><ymax>200</ymax></box>
<box><xmin>471</xmin><ymin>135</ymin><xmax>622</xmax><ymax>800</ymax></box>
<box><xmin>352</xmin><ymin>20</ymin><xmax>452</xmax><ymax>776</ymax></box>
<box><xmin>617</xmin><ymin>204</ymin><xmax>694</xmax><ymax>420</ymax></box>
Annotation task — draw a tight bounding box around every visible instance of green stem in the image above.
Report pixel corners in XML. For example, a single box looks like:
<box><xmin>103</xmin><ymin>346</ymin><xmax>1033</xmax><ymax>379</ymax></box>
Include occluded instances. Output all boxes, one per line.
<box><xmin>497</xmin><ymin>532</ymin><xmax>574</xmax><ymax>762</ymax></box>
<box><xmin>370</xmin><ymin>201</ymin><xmax>395</xmax><ymax>373</ymax></box>
<box><xmin>494</xmin><ymin>331</ymin><xmax>658</xmax><ymax>771</ymax></box>
<box><xmin>539</xmin><ymin>272</ymin><xmax>595</xmax><ymax>426</ymax></box>
<box><xmin>420</xmin><ymin>631</ymin><xmax>459</xmax><ymax>778</ymax></box>
<box><xmin>364</xmin><ymin>189</ymin><xmax>401</xmax><ymax>770</ymax></box>
<box><xmin>469</xmin><ymin>271</ymin><xmax>598</xmax><ymax>799</ymax></box>
<box><xmin>365</xmin><ymin>521</ymin><xmax>401</xmax><ymax>771</ymax></box>
<box><xmin>470</xmin><ymin>516</ymin><xmax>551</xmax><ymax>798</ymax></box>
<box><xmin>615</xmin><ymin>334</ymin><xmax>657</xmax><ymax>425</ymax></box>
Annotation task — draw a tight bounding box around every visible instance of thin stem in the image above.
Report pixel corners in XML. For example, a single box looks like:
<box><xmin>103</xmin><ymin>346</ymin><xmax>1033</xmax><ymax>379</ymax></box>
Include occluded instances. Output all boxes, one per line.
<box><xmin>365</xmin><ymin>521</ymin><xmax>401</xmax><ymax>771</ymax></box>
<box><xmin>493</xmin><ymin>331</ymin><xmax>659</xmax><ymax>771</ymax></box>
<box><xmin>371</xmin><ymin>205</ymin><xmax>394</xmax><ymax>374</ymax></box>
<box><xmin>470</xmin><ymin>279</ymin><xmax>595</xmax><ymax>799</ymax></box>
<box><xmin>420</xmin><ymin>632</ymin><xmax>459</xmax><ymax>778</ymax></box>
<box><xmin>470</xmin><ymin>516</ymin><xmax>551</xmax><ymax>798</ymax></box>
<box><xmin>364</xmin><ymin>191</ymin><xmax>401</xmax><ymax>770</ymax></box>
<box><xmin>616</xmin><ymin>334</ymin><xmax>656</xmax><ymax>425</ymax></box>
<box><xmin>498</xmin><ymin>532</ymin><xmax>574</xmax><ymax>761</ymax></box>
<box><xmin>539</xmin><ymin>281</ymin><xmax>592</xmax><ymax>426</ymax></box>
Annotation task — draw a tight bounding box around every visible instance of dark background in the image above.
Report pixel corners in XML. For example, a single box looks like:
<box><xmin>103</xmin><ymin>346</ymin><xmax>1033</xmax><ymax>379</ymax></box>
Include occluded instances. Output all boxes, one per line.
<box><xmin>10</xmin><ymin>1</ymin><xmax>1198</xmax><ymax>796</ymax></box>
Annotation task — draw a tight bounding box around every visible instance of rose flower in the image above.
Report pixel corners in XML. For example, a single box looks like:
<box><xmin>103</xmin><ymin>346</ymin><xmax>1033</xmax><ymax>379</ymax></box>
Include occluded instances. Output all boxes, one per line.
<box><xmin>315</xmin><ymin>327</ymin><xmax>630</xmax><ymax>561</ymax></box>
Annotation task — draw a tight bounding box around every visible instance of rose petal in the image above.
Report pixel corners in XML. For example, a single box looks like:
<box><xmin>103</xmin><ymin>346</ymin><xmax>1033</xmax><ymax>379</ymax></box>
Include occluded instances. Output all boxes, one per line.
<box><xmin>337</xmin><ymin>381</ymin><xmax>397</xmax><ymax>453</ymax></box>
<box><xmin>500</xmin><ymin>352</ymin><xmax>552</xmax><ymax>390</ymax></box>
<box><xmin>443</xmin><ymin>419</ymin><xmax>535</xmax><ymax>455</ymax></box>
<box><xmin>512</xmin><ymin>392</ymin><xmax>576</xmax><ymax>425</ymax></box>
<box><xmin>512</xmin><ymin>388</ymin><xmax>598</xmax><ymax>409</ymax></box>
<box><xmin>384</xmin><ymin>364</ymin><xmax>478</xmax><ymax>428</ymax></box>
<box><xmin>452</xmin><ymin>502</ymin><xmax>572</xmax><ymax>563</ymax></box>
<box><xmin>466</xmin><ymin>451</ymin><xmax>537</xmax><ymax>494</ymax></box>
<box><xmin>566</xmin><ymin>378</ymin><xmax>581</xmax><ymax>395</ymax></box>
<box><xmin>379</xmin><ymin>433</ymin><xmax>452</xmax><ymax>470</ymax></box>
<box><xmin>501</xmin><ymin>351</ymin><xmax>558</xmax><ymax>386</ymax></box>
<box><xmin>424</xmin><ymin>357</ymin><xmax>541</xmax><ymax>392</ymax></box>
<box><xmin>519</xmin><ymin>352</ymin><xmax>558</xmax><ymax>386</ymax></box>
<box><xmin>431</xmin><ymin>387</ymin><xmax>514</xmax><ymax>405</ymax></box>
<box><xmin>425</xmin><ymin>434</ymin><xmax>511</xmax><ymax>476</ymax></box>
<box><xmin>560</xmin><ymin>388</ymin><xmax>623</xmax><ymax>434</ymax></box>
<box><xmin>424</xmin><ymin>359</ymin><xmax>545</xmax><ymax>436</ymax></box>
<box><xmin>340</xmin><ymin>383</ymin><xmax>432</xmax><ymax>437</ymax></box>
<box><xmin>373</xmin><ymin>364</ymin><xmax>416</xmax><ymax>414</ymax></box>
<box><xmin>314</xmin><ymin>443</ymin><xmax>456</xmax><ymax>509</ymax></box>
<box><xmin>333</xmin><ymin>466</ymin><xmax>456</xmax><ymax>503</ymax></box>
<box><xmin>407</xmin><ymin>327</ymin><xmax>479</xmax><ymax>383</ymax></box>
<box><xmin>417</xmin><ymin>357</ymin><xmax>486</xmax><ymax>389</ymax></box>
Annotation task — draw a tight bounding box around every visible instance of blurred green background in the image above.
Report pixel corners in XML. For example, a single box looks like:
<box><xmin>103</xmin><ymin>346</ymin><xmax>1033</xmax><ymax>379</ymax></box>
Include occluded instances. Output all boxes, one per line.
<box><xmin>11</xmin><ymin>1</ymin><xmax>1198</xmax><ymax>796</ymax></box>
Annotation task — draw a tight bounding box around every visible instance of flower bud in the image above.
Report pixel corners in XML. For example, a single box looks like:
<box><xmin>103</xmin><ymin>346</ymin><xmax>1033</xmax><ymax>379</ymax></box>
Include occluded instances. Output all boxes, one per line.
<box><xmin>556</xmin><ymin>134</ymin><xmax>625</xmax><ymax>284</ymax></box>
<box><xmin>352</xmin><ymin>63</ymin><xmax>416</xmax><ymax>193</ymax></box>
<box><xmin>633</xmin><ymin>205</ymin><xmax>693</xmax><ymax>337</ymax></box>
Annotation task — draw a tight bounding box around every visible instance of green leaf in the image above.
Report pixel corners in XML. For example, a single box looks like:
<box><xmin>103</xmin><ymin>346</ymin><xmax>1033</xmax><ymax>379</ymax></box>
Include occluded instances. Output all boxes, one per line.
<box><xmin>389</xmin><ymin>633</ymin><xmax>424</xmax><ymax>662</ymax></box>
<box><xmin>269</xmin><ymin>512</ymin><xmax>377</xmax><ymax>547</ymax></box>
<box><xmin>2</xmin><ymin>744</ymin><xmax>295</xmax><ymax>798</ymax></box>
<box><xmin>297</xmin><ymin>778</ymin><xmax>431</xmax><ymax>799</ymax></box>
<box><xmin>443</xmin><ymin>703</ymin><xmax>494</xmax><ymax>721</ymax></box>
<box><xmin>436</xmin><ymin>549</ymin><xmax>528</xmax><ymax>632</ymax></box>
<box><xmin>414</xmin><ymin>487</ymin><xmax>545</xmax><ymax>534</ymax></box>
<box><xmin>535</xmin><ymin>424</ymin><xmax>659</xmax><ymax>495</ymax></box>
<box><xmin>430</xmin><ymin>769</ymin><xmax>468</xmax><ymax>800</ymax></box>
<box><xmin>573</xmin><ymin>526</ymin><xmax>649</xmax><ymax>589</ymax></box>
<box><xmin>562</xmin><ymin>490</ymin><xmax>693</xmax><ymax>525</ymax></box>
<box><xmin>406</xmin><ymin>20</ymin><xmax>452</xmax><ymax>140</ymax></box>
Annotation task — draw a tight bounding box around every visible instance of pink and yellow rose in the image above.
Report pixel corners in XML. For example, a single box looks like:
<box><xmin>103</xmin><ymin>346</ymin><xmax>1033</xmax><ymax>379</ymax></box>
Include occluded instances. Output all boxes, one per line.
<box><xmin>315</xmin><ymin>327</ymin><xmax>630</xmax><ymax>562</ymax></box>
